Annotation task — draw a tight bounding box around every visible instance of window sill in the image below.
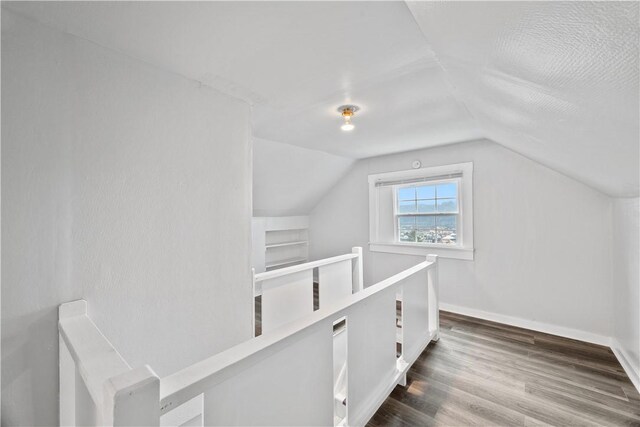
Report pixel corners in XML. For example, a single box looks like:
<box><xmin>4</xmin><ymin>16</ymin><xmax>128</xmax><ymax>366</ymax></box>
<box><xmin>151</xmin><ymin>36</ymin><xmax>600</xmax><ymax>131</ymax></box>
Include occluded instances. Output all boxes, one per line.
<box><xmin>369</xmin><ymin>242</ymin><xmax>474</xmax><ymax>260</ymax></box>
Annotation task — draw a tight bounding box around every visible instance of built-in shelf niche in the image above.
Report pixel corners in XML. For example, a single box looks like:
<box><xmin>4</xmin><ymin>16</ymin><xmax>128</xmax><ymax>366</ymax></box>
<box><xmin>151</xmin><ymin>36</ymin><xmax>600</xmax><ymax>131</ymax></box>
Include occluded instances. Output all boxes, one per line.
<box><xmin>265</xmin><ymin>229</ymin><xmax>308</xmax><ymax>247</ymax></box>
<box><xmin>252</xmin><ymin>216</ymin><xmax>309</xmax><ymax>273</ymax></box>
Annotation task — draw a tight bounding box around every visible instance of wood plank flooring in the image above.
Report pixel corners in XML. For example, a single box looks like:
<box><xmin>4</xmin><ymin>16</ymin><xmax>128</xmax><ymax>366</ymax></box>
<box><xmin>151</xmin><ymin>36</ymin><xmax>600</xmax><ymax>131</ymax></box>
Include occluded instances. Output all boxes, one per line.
<box><xmin>368</xmin><ymin>311</ymin><xmax>640</xmax><ymax>427</ymax></box>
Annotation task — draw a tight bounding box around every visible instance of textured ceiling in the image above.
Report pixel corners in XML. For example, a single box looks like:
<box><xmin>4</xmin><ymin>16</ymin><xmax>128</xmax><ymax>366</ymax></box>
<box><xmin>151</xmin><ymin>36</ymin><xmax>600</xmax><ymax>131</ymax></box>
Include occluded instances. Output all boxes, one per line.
<box><xmin>3</xmin><ymin>1</ymin><xmax>481</xmax><ymax>160</ymax></box>
<box><xmin>406</xmin><ymin>1</ymin><xmax>639</xmax><ymax>197</ymax></box>
<box><xmin>4</xmin><ymin>1</ymin><xmax>639</xmax><ymax>197</ymax></box>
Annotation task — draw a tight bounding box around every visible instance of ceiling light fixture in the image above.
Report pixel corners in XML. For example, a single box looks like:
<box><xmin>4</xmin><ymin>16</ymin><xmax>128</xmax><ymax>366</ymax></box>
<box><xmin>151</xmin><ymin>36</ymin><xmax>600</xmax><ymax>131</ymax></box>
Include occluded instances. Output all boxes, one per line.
<box><xmin>338</xmin><ymin>105</ymin><xmax>359</xmax><ymax>131</ymax></box>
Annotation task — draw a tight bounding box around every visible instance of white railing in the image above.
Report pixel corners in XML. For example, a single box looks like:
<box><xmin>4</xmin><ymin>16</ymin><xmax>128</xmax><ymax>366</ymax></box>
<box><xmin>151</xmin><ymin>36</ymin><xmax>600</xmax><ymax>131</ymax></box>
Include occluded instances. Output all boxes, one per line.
<box><xmin>58</xmin><ymin>301</ymin><xmax>160</xmax><ymax>426</ymax></box>
<box><xmin>253</xmin><ymin>247</ymin><xmax>363</xmax><ymax>335</ymax></box>
<box><xmin>59</xmin><ymin>253</ymin><xmax>439</xmax><ymax>427</ymax></box>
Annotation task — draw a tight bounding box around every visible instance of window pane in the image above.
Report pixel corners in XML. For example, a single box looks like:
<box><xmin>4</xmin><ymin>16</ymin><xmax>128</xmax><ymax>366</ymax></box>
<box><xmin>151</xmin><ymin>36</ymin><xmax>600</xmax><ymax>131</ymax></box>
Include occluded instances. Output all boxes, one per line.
<box><xmin>396</xmin><ymin>180</ymin><xmax>461</xmax><ymax>246</ymax></box>
<box><xmin>416</xmin><ymin>185</ymin><xmax>435</xmax><ymax>199</ymax></box>
<box><xmin>436</xmin><ymin>215</ymin><xmax>457</xmax><ymax>244</ymax></box>
<box><xmin>398</xmin><ymin>216</ymin><xmax>416</xmax><ymax>242</ymax></box>
<box><xmin>399</xmin><ymin>216</ymin><xmax>415</xmax><ymax>230</ymax></box>
<box><xmin>436</xmin><ymin>182</ymin><xmax>457</xmax><ymax>198</ymax></box>
<box><xmin>398</xmin><ymin>200</ymin><xmax>416</xmax><ymax>213</ymax></box>
<box><xmin>415</xmin><ymin>216</ymin><xmax>436</xmax><ymax>243</ymax></box>
<box><xmin>417</xmin><ymin>199</ymin><xmax>436</xmax><ymax>213</ymax></box>
<box><xmin>416</xmin><ymin>215</ymin><xmax>436</xmax><ymax>229</ymax></box>
<box><xmin>436</xmin><ymin>198</ymin><xmax>458</xmax><ymax>213</ymax></box>
<box><xmin>398</xmin><ymin>187</ymin><xmax>415</xmax><ymax>201</ymax></box>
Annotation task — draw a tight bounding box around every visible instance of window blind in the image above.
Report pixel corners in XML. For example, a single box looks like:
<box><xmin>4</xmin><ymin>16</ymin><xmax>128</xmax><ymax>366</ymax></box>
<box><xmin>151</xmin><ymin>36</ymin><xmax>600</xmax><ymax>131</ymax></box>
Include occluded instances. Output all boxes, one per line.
<box><xmin>374</xmin><ymin>172</ymin><xmax>463</xmax><ymax>188</ymax></box>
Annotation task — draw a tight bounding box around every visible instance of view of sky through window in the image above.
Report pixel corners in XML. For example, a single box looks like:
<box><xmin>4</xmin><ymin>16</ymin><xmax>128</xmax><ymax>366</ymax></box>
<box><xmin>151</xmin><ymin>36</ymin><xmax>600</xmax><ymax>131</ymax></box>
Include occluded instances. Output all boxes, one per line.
<box><xmin>397</xmin><ymin>182</ymin><xmax>458</xmax><ymax>244</ymax></box>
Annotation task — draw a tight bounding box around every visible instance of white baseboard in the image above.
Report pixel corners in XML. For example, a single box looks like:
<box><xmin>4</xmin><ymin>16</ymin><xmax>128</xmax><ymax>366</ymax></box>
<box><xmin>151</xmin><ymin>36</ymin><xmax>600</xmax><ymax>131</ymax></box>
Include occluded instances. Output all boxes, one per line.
<box><xmin>610</xmin><ymin>339</ymin><xmax>640</xmax><ymax>393</ymax></box>
<box><xmin>439</xmin><ymin>303</ymin><xmax>611</xmax><ymax>346</ymax></box>
<box><xmin>439</xmin><ymin>303</ymin><xmax>640</xmax><ymax>394</ymax></box>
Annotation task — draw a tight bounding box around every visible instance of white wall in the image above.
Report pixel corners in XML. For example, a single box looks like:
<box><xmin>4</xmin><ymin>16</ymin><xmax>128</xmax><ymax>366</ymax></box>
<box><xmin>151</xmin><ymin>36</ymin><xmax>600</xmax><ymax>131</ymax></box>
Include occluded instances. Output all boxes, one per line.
<box><xmin>253</xmin><ymin>138</ymin><xmax>353</xmax><ymax>217</ymax></box>
<box><xmin>612</xmin><ymin>197</ymin><xmax>640</xmax><ymax>388</ymax></box>
<box><xmin>2</xmin><ymin>11</ymin><xmax>252</xmax><ymax>426</ymax></box>
<box><xmin>310</xmin><ymin>139</ymin><xmax>614</xmax><ymax>343</ymax></box>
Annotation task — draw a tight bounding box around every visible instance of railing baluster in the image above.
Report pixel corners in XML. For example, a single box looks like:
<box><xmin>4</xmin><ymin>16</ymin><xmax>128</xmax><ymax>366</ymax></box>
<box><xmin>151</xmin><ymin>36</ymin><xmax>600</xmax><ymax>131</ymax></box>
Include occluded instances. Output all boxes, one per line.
<box><xmin>426</xmin><ymin>254</ymin><xmax>440</xmax><ymax>341</ymax></box>
<box><xmin>352</xmin><ymin>246</ymin><xmax>364</xmax><ymax>293</ymax></box>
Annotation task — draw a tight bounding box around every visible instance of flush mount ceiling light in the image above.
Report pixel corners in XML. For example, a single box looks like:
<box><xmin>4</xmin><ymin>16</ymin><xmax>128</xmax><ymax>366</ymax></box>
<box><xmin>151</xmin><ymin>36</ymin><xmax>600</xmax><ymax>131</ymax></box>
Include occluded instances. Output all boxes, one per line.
<box><xmin>337</xmin><ymin>105</ymin><xmax>360</xmax><ymax>131</ymax></box>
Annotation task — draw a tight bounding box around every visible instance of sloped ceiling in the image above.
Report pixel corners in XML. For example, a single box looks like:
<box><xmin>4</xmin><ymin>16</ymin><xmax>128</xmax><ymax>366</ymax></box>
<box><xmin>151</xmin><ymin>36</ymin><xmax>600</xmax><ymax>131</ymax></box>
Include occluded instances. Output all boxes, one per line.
<box><xmin>253</xmin><ymin>139</ymin><xmax>353</xmax><ymax>216</ymax></box>
<box><xmin>406</xmin><ymin>1</ymin><xmax>639</xmax><ymax>197</ymax></box>
<box><xmin>4</xmin><ymin>1</ymin><xmax>639</xmax><ymax>197</ymax></box>
<box><xmin>2</xmin><ymin>1</ymin><xmax>480</xmax><ymax>159</ymax></box>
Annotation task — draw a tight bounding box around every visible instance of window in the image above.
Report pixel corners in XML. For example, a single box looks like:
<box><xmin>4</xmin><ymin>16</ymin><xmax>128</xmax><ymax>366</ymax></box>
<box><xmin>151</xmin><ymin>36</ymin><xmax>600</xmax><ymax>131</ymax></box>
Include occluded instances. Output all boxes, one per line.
<box><xmin>395</xmin><ymin>180</ymin><xmax>459</xmax><ymax>245</ymax></box>
<box><xmin>368</xmin><ymin>162</ymin><xmax>473</xmax><ymax>260</ymax></box>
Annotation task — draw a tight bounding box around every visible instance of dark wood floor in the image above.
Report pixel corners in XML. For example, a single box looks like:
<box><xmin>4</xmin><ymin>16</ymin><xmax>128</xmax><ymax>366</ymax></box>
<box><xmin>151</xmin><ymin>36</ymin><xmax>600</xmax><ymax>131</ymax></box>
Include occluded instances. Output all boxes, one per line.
<box><xmin>368</xmin><ymin>311</ymin><xmax>640</xmax><ymax>427</ymax></box>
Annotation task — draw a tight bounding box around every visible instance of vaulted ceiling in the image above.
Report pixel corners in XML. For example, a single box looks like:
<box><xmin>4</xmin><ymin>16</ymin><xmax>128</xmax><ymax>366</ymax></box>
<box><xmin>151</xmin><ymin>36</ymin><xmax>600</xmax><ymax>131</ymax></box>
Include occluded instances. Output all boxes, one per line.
<box><xmin>5</xmin><ymin>1</ymin><xmax>638</xmax><ymax>197</ymax></box>
<box><xmin>407</xmin><ymin>1</ymin><xmax>639</xmax><ymax>197</ymax></box>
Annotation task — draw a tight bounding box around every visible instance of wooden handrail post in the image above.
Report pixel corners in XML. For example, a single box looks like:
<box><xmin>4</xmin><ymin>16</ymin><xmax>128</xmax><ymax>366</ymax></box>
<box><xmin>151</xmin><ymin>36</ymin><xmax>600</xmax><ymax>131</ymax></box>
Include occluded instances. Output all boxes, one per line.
<box><xmin>352</xmin><ymin>246</ymin><xmax>364</xmax><ymax>293</ymax></box>
<box><xmin>104</xmin><ymin>365</ymin><xmax>160</xmax><ymax>426</ymax></box>
<box><xmin>426</xmin><ymin>255</ymin><xmax>440</xmax><ymax>341</ymax></box>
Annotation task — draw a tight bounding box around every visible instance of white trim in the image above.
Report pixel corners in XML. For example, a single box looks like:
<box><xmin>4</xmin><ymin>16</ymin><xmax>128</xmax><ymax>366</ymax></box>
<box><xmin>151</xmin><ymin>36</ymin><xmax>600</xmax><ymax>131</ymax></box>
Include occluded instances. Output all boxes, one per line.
<box><xmin>255</xmin><ymin>253</ymin><xmax>358</xmax><ymax>282</ymax></box>
<box><xmin>265</xmin><ymin>240</ymin><xmax>308</xmax><ymax>249</ymax></box>
<box><xmin>441</xmin><ymin>303</ymin><xmax>640</xmax><ymax>394</ymax></box>
<box><xmin>370</xmin><ymin>242</ymin><xmax>474</xmax><ymax>260</ymax></box>
<box><xmin>368</xmin><ymin>162</ymin><xmax>474</xmax><ymax>259</ymax></box>
<box><xmin>59</xmin><ymin>300</ymin><xmax>133</xmax><ymax>407</ymax></box>
<box><xmin>439</xmin><ymin>303</ymin><xmax>611</xmax><ymax>346</ymax></box>
<box><xmin>368</xmin><ymin>163</ymin><xmax>471</xmax><ymax>185</ymax></box>
<box><xmin>264</xmin><ymin>257</ymin><xmax>307</xmax><ymax>269</ymax></box>
<box><xmin>160</xmin><ymin>394</ymin><xmax>203</xmax><ymax>427</ymax></box>
<box><xmin>611</xmin><ymin>338</ymin><xmax>640</xmax><ymax>393</ymax></box>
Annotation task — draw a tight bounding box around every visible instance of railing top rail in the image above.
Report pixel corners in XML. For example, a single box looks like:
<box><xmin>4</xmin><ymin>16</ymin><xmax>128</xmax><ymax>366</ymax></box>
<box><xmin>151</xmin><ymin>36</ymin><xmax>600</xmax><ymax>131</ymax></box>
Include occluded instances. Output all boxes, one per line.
<box><xmin>160</xmin><ymin>257</ymin><xmax>436</xmax><ymax>412</ymax></box>
<box><xmin>58</xmin><ymin>300</ymin><xmax>132</xmax><ymax>409</ymax></box>
<box><xmin>254</xmin><ymin>252</ymin><xmax>358</xmax><ymax>282</ymax></box>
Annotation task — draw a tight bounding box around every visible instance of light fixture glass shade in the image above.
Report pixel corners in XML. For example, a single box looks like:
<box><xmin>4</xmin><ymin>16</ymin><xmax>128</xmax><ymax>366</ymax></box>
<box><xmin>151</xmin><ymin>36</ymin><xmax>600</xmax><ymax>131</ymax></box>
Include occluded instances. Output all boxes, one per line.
<box><xmin>341</xmin><ymin>123</ymin><xmax>354</xmax><ymax>131</ymax></box>
<box><xmin>337</xmin><ymin>104</ymin><xmax>359</xmax><ymax>131</ymax></box>
<box><xmin>341</xmin><ymin>117</ymin><xmax>354</xmax><ymax>131</ymax></box>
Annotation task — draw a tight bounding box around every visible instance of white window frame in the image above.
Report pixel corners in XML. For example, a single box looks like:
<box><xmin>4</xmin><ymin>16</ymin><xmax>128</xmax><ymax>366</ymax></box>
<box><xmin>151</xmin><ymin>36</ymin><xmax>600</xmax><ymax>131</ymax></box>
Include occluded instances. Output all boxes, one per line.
<box><xmin>368</xmin><ymin>162</ymin><xmax>474</xmax><ymax>260</ymax></box>
<box><xmin>393</xmin><ymin>177</ymin><xmax>462</xmax><ymax>245</ymax></box>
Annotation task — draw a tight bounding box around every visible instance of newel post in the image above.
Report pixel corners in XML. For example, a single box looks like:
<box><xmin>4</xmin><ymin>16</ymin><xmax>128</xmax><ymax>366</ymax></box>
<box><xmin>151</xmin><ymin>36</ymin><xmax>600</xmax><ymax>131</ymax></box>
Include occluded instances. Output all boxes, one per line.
<box><xmin>103</xmin><ymin>365</ymin><xmax>160</xmax><ymax>426</ymax></box>
<box><xmin>352</xmin><ymin>246</ymin><xmax>364</xmax><ymax>293</ymax></box>
<box><xmin>426</xmin><ymin>254</ymin><xmax>440</xmax><ymax>341</ymax></box>
<box><xmin>59</xmin><ymin>300</ymin><xmax>88</xmax><ymax>426</ymax></box>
